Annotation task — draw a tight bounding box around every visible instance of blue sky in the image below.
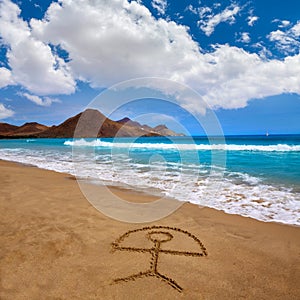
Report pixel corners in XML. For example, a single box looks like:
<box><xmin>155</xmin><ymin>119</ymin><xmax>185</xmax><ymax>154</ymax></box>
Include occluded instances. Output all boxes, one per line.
<box><xmin>0</xmin><ymin>0</ymin><xmax>299</xmax><ymax>135</ymax></box>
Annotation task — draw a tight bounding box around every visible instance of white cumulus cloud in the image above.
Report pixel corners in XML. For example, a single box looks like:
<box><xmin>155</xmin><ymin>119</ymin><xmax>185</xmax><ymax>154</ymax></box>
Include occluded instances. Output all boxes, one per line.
<box><xmin>239</xmin><ymin>32</ymin><xmax>251</xmax><ymax>43</ymax></box>
<box><xmin>280</xmin><ymin>20</ymin><xmax>291</xmax><ymax>28</ymax></box>
<box><xmin>198</xmin><ymin>4</ymin><xmax>240</xmax><ymax>36</ymax></box>
<box><xmin>0</xmin><ymin>103</ymin><xmax>14</xmax><ymax>119</ymax></box>
<box><xmin>201</xmin><ymin>45</ymin><xmax>300</xmax><ymax>109</ymax></box>
<box><xmin>272</xmin><ymin>19</ymin><xmax>291</xmax><ymax>28</ymax></box>
<box><xmin>0</xmin><ymin>0</ymin><xmax>75</xmax><ymax>95</ymax></box>
<box><xmin>247</xmin><ymin>15</ymin><xmax>258</xmax><ymax>26</ymax></box>
<box><xmin>0</xmin><ymin>67</ymin><xmax>14</xmax><ymax>88</ymax></box>
<box><xmin>186</xmin><ymin>4</ymin><xmax>198</xmax><ymax>15</ymax></box>
<box><xmin>20</xmin><ymin>92</ymin><xmax>61</xmax><ymax>106</ymax></box>
<box><xmin>151</xmin><ymin>0</ymin><xmax>167</xmax><ymax>15</ymax></box>
<box><xmin>0</xmin><ymin>0</ymin><xmax>300</xmax><ymax>114</ymax></box>
<box><xmin>291</xmin><ymin>21</ymin><xmax>300</xmax><ymax>36</ymax></box>
<box><xmin>268</xmin><ymin>21</ymin><xmax>300</xmax><ymax>54</ymax></box>
<box><xmin>31</xmin><ymin>0</ymin><xmax>202</xmax><ymax>88</ymax></box>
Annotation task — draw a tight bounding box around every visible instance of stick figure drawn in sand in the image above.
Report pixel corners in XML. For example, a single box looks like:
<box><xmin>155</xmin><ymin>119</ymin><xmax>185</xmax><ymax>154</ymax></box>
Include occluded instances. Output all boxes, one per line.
<box><xmin>111</xmin><ymin>225</ymin><xmax>207</xmax><ymax>292</ymax></box>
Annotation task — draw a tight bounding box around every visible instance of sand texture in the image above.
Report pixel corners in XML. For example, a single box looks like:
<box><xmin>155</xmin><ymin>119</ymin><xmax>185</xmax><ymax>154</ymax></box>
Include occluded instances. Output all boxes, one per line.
<box><xmin>0</xmin><ymin>160</ymin><xmax>299</xmax><ymax>299</ymax></box>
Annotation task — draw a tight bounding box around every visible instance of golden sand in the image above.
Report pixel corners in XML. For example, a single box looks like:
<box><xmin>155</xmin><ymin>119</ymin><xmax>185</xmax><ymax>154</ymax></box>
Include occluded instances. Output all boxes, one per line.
<box><xmin>0</xmin><ymin>160</ymin><xmax>299</xmax><ymax>299</ymax></box>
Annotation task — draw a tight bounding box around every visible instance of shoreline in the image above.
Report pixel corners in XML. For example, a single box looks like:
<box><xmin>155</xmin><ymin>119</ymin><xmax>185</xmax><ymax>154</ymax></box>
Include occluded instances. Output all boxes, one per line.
<box><xmin>0</xmin><ymin>158</ymin><xmax>298</xmax><ymax>227</ymax></box>
<box><xmin>1</xmin><ymin>159</ymin><xmax>300</xmax><ymax>299</ymax></box>
<box><xmin>1</xmin><ymin>158</ymin><xmax>172</xmax><ymax>203</ymax></box>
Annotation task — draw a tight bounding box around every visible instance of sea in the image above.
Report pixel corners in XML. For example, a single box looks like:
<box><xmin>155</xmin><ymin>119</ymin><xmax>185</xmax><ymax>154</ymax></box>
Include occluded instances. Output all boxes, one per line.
<box><xmin>0</xmin><ymin>135</ymin><xmax>299</xmax><ymax>226</ymax></box>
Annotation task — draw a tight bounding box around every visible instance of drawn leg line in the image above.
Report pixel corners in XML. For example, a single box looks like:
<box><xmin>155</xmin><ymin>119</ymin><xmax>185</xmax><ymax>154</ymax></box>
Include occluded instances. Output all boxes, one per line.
<box><xmin>113</xmin><ymin>271</ymin><xmax>152</xmax><ymax>283</ymax></box>
<box><xmin>155</xmin><ymin>272</ymin><xmax>183</xmax><ymax>292</ymax></box>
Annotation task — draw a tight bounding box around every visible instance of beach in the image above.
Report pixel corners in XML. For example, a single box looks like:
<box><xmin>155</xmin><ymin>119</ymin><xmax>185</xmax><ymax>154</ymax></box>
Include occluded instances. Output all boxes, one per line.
<box><xmin>1</xmin><ymin>0</ymin><xmax>300</xmax><ymax>298</ymax></box>
<box><xmin>1</xmin><ymin>159</ymin><xmax>299</xmax><ymax>299</ymax></box>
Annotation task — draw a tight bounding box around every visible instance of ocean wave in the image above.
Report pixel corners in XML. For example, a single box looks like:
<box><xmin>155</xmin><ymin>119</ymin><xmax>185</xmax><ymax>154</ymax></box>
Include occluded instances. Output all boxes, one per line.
<box><xmin>64</xmin><ymin>139</ymin><xmax>300</xmax><ymax>152</ymax></box>
<box><xmin>0</xmin><ymin>147</ymin><xmax>299</xmax><ymax>225</ymax></box>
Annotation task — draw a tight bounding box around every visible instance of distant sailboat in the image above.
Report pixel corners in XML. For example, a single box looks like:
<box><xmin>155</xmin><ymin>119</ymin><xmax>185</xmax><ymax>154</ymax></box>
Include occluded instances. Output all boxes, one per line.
<box><xmin>266</xmin><ymin>131</ymin><xmax>269</xmax><ymax>137</ymax></box>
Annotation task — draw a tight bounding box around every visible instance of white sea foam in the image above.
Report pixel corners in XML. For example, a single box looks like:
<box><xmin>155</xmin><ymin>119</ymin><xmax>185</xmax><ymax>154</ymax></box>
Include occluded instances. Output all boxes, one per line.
<box><xmin>0</xmin><ymin>146</ymin><xmax>299</xmax><ymax>226</ymax></box>
<box><xmin>64</xmin><ymin>139</ymin><xmax>300</xmax><ymax>152</ymax></box>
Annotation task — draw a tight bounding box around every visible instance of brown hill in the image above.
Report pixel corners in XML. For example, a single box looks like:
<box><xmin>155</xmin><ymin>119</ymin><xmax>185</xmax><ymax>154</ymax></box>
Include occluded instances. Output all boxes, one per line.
<box><xmin>37</xmin><ymin>109</ymin><xmax>158</xmax><ymax>138</ymax></box>
<box><xmin>0</xmin><ymin>122</ymin><xmax>48</xmax><ymax>137</ymax></box>
<box><xmin>0</xmin><ymin>122</ymin><xmax>18</xmax><ymax>135</ymax></box>
<box><xmin>37</xmin><ymin>111</ymin><xmax>94</xmax><ymax>138</ymax></box>
<box><xmin>152</xmin><ymin>124</ymin><xmax>183</xmax><ymax>136</ymax></box>
<box><xmin>117</xmin><ymin>117</ymin><xmax>184</xmax><ymax>136</ymax></box>
<box><xmin>12</xmin><ymin>122</ymin><xmax>49</xmax><ymax>136</ymax></box>
<box><xmin>0</xmin><ymin>109</ymin><xmax>184</xmax><ymax>138</ymax></box>
<box><xmin>117</xmin><ymin>117</ymin><xmax>142</xmax><ymax>128</ymax></box>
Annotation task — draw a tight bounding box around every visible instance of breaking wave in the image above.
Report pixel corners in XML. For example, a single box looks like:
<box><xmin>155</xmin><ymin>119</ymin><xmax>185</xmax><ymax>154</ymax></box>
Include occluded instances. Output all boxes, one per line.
<box><xmin>64</xmin><ymin>139</ymin><xmax>300</xmax><ymax>152</ymax></box>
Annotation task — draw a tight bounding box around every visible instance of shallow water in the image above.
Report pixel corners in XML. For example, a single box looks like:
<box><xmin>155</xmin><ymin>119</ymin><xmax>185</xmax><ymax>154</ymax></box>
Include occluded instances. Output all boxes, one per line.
<box><xmin>1</xmin><ymin>135</ymin><xmax>299</xmax><ymax>225</ymax></box>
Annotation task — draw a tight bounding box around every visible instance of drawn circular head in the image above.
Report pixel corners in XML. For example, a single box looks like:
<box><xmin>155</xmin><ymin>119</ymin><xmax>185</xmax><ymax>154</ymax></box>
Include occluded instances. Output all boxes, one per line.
<box><xmin>71</xmin><ymin>77</ymin><xmax>226</xmax><ymax>223</ymax></box>
<box><xmin>147</xmin><ymin>231</ymin><xmax>173</xmax><ymax>243</ymax></box>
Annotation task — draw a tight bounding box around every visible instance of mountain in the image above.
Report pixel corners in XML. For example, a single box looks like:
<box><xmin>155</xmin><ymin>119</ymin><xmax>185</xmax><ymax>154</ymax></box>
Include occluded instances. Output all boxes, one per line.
<box><xmin>117</xmin><ymin>117</ymin><xmax>184</xmax><ymax>137</ymax></box>
<box><xmin>37</xmin><ymin>109</ymin><xmax>158</xmax><ymax>138</ymax></box>
<box><xmin>116</xmin><ymin>117</ymin><xmax>142</xmax><ymax>128</ymax></box>
<box><xmin>0</xmin><ymin>109</ymin><xmax>184</xmax><ymax>138</ymax></box>
<box><xmin>0</xmin><ymin>122</ymin><xmax>18</xmax><ymax>135</ymax></box>
<box><xmin>37</xmin><ymin>111</ymin><xmax>95</xmax><ymax>138</ymax></box>
<box><xmin>0</xmin><ymin>122</ymin><xmax>48</xmax><ymax>137</ymax></box>
<box><xmin>152</xmin><ymin>125</ymin><xmax>181</xmax><ymax>136</ymax></box>
<box><xmin>11</xmin><ymin>122</ymin><xmax>49</xmax><ymax>136</ymax></box>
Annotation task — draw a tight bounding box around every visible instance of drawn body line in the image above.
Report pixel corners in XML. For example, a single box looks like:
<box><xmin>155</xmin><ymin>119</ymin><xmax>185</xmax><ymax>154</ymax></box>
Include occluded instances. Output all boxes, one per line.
<box><xmin>111</xmin><ymin>225</ymin><xmax>208</xmax><ymax>292</ymax></box>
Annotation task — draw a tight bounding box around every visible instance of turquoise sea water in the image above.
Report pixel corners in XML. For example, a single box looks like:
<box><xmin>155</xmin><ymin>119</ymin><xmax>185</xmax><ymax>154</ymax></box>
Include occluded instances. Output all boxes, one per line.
<box><xmin>0</xmin><ymin>135</ymin><xmax>299</xmax><ymax>225</ymax></box>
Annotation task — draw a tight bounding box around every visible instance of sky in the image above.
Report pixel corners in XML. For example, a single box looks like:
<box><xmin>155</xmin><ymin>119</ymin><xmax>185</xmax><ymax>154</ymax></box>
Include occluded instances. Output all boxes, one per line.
<box><xmin>0</xmin><ymin>0</ymin><xmax>299</xmax><ymax>135</ymax></box>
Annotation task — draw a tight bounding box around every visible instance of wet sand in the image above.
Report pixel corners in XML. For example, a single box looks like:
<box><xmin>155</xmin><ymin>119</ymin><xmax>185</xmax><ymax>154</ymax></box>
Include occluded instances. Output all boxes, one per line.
<box><xmin>0</xmin><ymin>160</ymin><xmax>299</xmax><ymax>299</ymax></box>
